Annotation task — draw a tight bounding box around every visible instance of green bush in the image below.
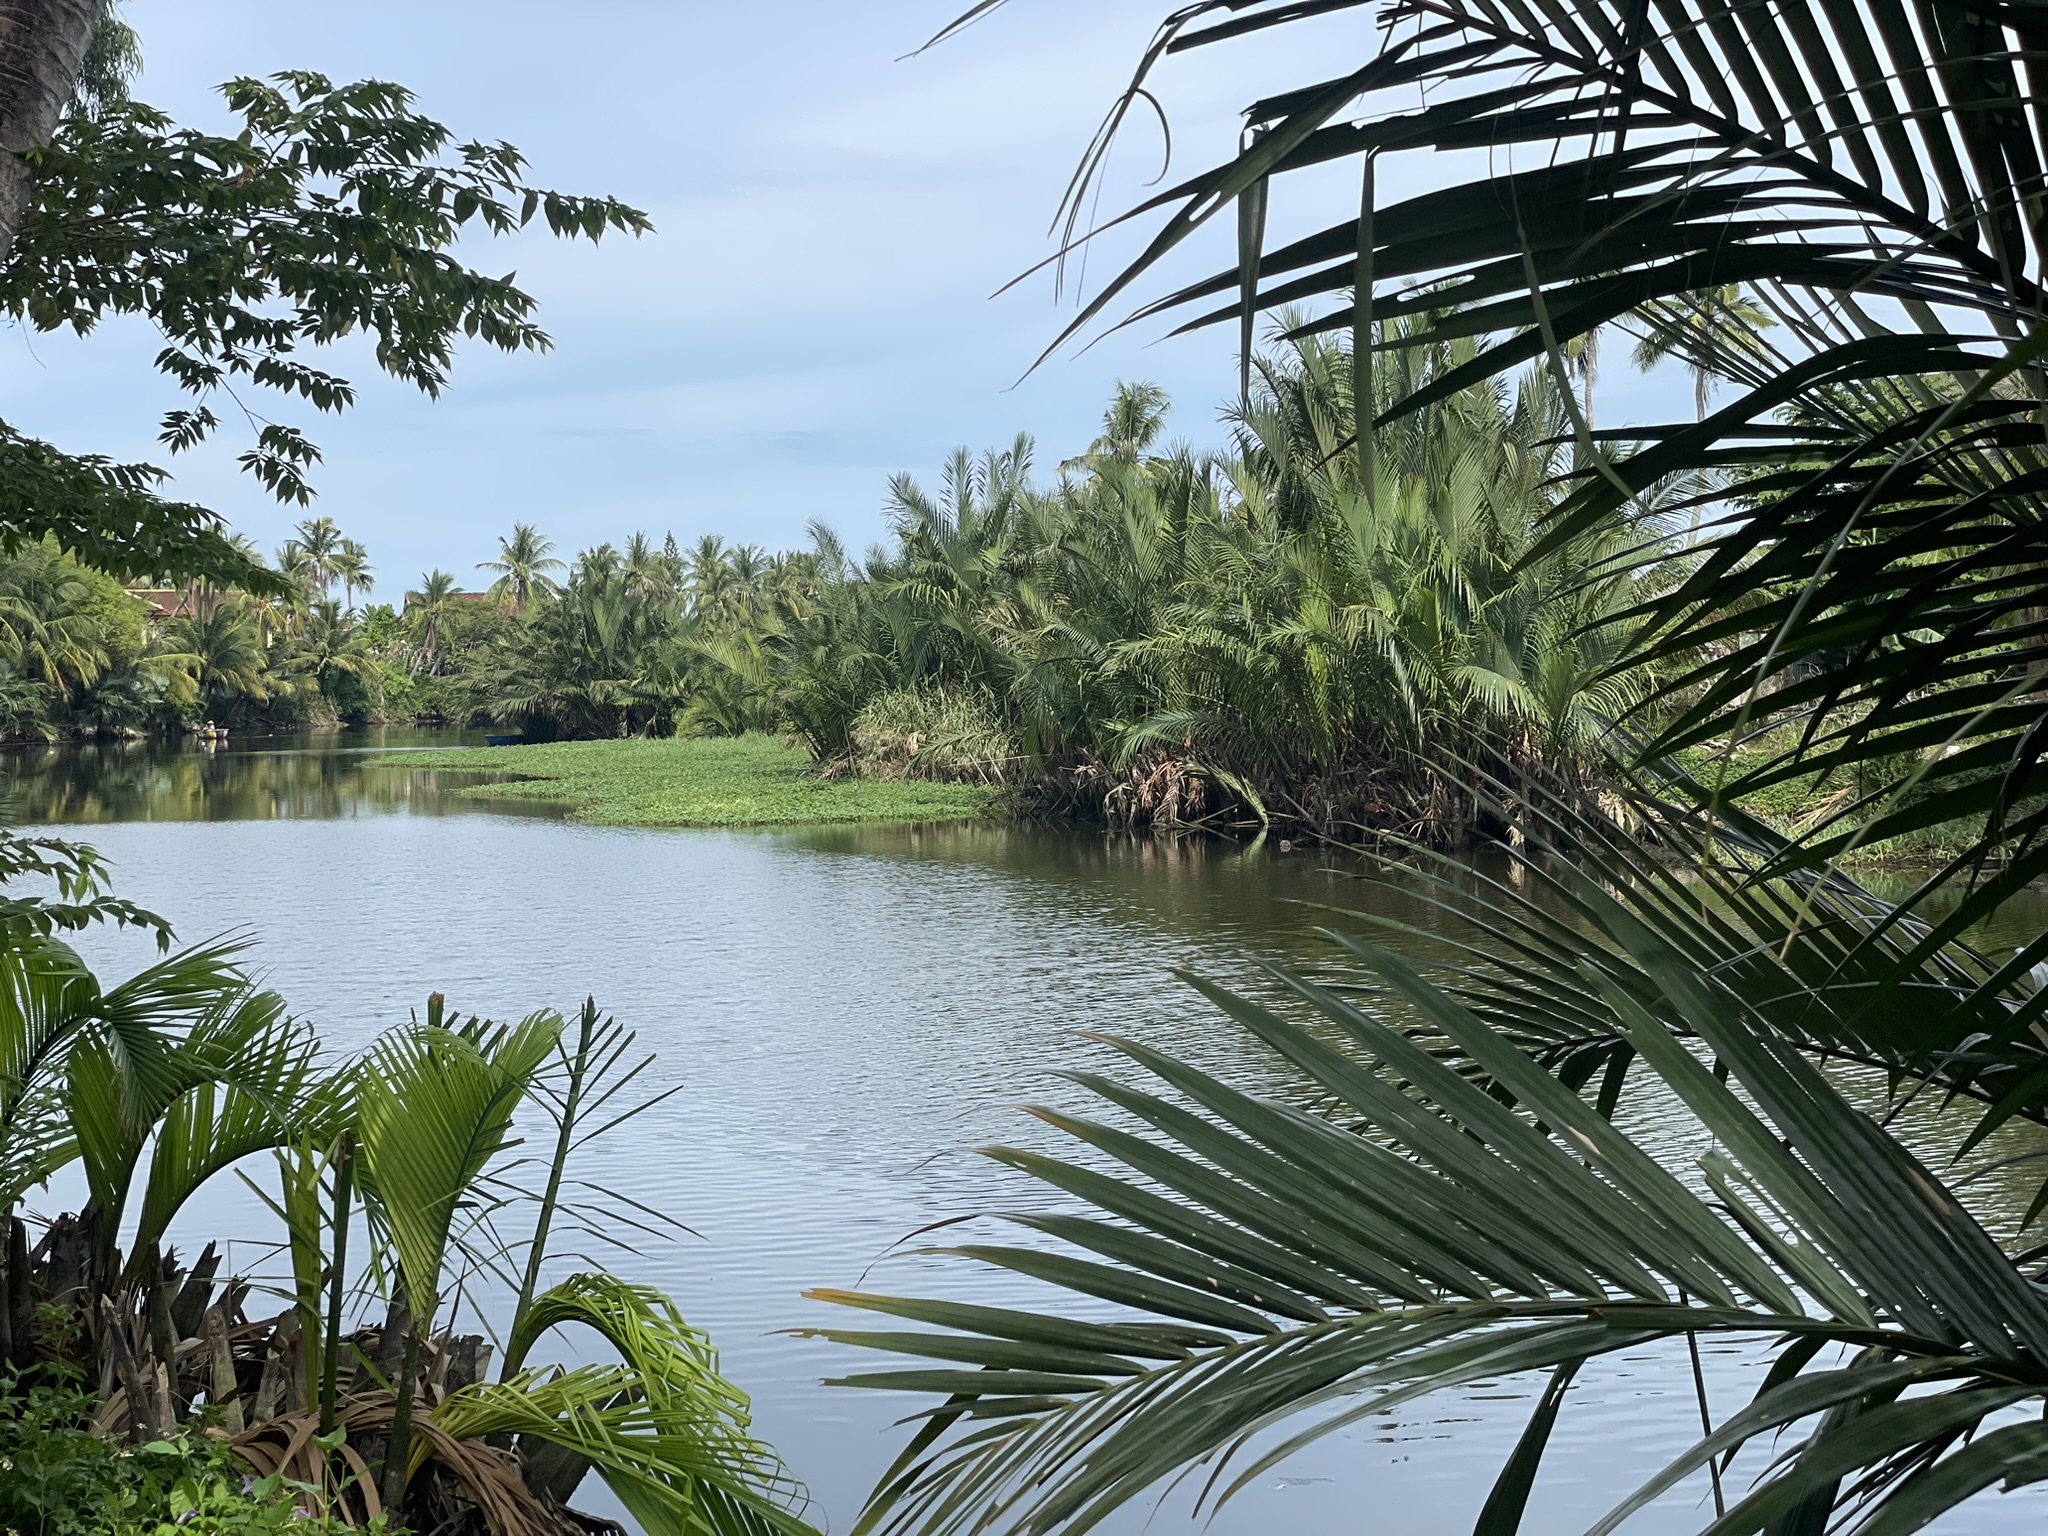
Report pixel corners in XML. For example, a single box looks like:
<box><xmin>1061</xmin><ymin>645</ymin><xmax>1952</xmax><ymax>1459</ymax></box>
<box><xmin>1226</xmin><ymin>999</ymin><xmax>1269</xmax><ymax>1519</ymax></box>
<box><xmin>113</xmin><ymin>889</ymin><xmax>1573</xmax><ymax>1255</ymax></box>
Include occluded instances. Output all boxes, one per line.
<box><xmin>0</xmin><ymin>1381</ymin><xmax>383</xmax><ymax>1536</ymax></box>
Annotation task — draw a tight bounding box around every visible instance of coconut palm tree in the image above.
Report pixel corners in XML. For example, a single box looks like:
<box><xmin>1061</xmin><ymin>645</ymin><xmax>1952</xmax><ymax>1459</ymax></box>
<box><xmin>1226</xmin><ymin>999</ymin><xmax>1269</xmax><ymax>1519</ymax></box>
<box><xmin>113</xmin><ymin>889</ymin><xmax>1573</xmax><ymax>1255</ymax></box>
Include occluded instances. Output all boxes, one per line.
<box><xmin>290</xmin><ymin>516</ymin><xmax>344</xmax><ymax>597</ymax></box>
<box><xmin>478</xmin><ymin>522</ymin><xmax>564</xmax><ymax>612</ymax></box>
<box><xmin>1068</xmin><ymin>378</ymin><xmax>1169</xmax><ymax>473</ymax></box>
<box><xmin>165</xmin><ymin>602</ymin><xmax>269</xmax><ymax>716</ymax></box>
<box><xmin>686</xmin><ymin>535</ymin><xmax>737</xmax><ymax>624</ymax></box>
<box><xmin>1628</xmin><ymin>285</ymin><xmax>1775</xmax><ymax>424</ymax></box>
<box><xmin>272</xmin><ymin>542</ymin><xmax>315</xmax><ymax>627</ymax></box>
<box><xmin>408</xmin><ymin>569</ymin><xmax>458</xmax><ymax>672</ymax></box>
<box><xmin>331</xmin><ymin>538</ymin><xmax>373</xmax><ymax>616</ymax></box>
<box><xmin>289</xmin><ymin>599</ymin><xmax>370</xmax><ymax>698</ymax></box>
<box><xmin>623</xmin><ymin>531</ymin><xmax>674</xmax><ymax>600</ymax></box>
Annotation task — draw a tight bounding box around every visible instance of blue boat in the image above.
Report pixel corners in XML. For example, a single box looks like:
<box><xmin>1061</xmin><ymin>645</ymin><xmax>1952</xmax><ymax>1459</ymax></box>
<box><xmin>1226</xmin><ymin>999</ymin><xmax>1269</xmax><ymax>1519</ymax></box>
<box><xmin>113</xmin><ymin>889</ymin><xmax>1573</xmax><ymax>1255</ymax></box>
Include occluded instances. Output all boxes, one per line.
<box><xmin>484</xmin><ymin>734</ymin><xmax>524</xmax><ymax>747</ymax></box>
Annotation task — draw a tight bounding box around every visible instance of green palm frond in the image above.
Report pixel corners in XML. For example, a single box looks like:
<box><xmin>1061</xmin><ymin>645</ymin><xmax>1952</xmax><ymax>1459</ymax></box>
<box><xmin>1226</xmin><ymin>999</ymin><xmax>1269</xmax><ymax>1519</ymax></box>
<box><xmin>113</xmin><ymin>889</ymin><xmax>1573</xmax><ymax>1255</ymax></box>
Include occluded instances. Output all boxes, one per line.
<box><xmin>89</xmin><ymin>937</ymin><xmax>254</xmax><ymax>1125</ymax></box>
<box><xmin>811</xmin><ymin>915</ymin><xmax>2048</xmax><ymax>1536</ymax></box>
<box><xmin>44</xmin><ymin>938</ymin><xmax>272</xmax><ymax>1246</ymax></box>
<box><xmin>355</xmin><ymin>1006</ymin><xmax>562</xmax><ymax>1325</ymax></box>
<box><xmin>1326</xmin><ymin>784</ymin><xmax>2048</xmax><ymax>1196</ymax></box>
<box><xmin>956</xmin><ymin>0</ymin><xmax>2048</xmax><ymax>884</ymax></box>
<box><xmin>435</xmin><ymin>1342</ymin><xmax>815</xmax><ymax>1536</ymax></box>
<box><xmin>127</xmin><ymin>996</ymin><xmax>321</xmax><ymax>1264</ymax></box>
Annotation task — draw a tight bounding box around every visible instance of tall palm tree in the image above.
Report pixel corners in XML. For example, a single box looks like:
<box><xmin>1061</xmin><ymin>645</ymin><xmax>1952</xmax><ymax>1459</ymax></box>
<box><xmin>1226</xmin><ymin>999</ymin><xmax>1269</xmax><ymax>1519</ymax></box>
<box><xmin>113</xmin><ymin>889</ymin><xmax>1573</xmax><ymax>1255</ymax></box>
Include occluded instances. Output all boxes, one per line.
<box><xmin>1627</xmin><ymin>286</ymin><xmax>1774</xmax><ymax>544</ymax></box>
<box><xmin>1628</xmin><ymin>285</ymin><xmax>1775</xmax><ymax>424</ymax></box>
<box><xmin>274</xmin><ymin>540</ymin><xmax>312</xmax><ymax>600</ymax></box>
<box><xmin>409</xmin><ymin>569</ymin><xmax>457</xmax><ymax>672</ymax></box>
<box><xmin>332</xmin><ymin>538</ymin><xmax>373</xmax><ymax>616</ymax></box>
<box><xmin>685</xmin><ymin>535</ymin><xmax>735</xmax><ymax>624</ymax></box>
<box><xmin>291</xmin><ymin>516</ymin><xmax>344</xmax><ymax>597</ymax></box>
<box><xmin>478</xmin><ymin>523</ymin><xmax>564</xmax><ymax>612</ymax></box>
<box><xmin>1073</xmin><ymin>379</ymin><xmax>1169</xmax><ymax>471</ymax></box>
<box><xmin>622</xmin><ymin>531</ymin><xmax>673</xmax><ymax>600</ymax></box>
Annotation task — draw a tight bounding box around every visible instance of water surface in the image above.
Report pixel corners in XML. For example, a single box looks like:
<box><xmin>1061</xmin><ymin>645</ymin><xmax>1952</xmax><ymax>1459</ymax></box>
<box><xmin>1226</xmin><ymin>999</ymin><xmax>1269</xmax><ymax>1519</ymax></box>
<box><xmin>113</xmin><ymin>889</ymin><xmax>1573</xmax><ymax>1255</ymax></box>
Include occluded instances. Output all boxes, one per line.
<box><xmin>7</xmin><ymin>732</ymin><xmax>2040</xmax><ymax>1534</ymax></box>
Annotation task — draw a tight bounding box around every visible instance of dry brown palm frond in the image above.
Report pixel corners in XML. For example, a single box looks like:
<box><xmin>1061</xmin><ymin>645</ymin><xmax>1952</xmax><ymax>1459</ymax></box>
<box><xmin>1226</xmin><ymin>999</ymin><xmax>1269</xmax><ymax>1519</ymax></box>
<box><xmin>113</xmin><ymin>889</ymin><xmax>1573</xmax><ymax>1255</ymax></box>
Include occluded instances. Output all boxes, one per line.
<box><xmin>232</xmin><ymin>1393</ymin><xmax>575</xmax><ymax>1536</ymax></box>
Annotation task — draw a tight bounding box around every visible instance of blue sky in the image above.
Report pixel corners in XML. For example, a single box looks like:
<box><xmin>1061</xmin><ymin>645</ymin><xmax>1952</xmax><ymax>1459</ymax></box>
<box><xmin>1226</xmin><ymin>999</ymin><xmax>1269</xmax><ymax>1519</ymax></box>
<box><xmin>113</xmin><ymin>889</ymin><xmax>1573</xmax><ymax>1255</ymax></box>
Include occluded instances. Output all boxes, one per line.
<box><xmin>2</xmin><ymin>2</ymin><xmax>1694</xmax><ymax>598</ymax></box>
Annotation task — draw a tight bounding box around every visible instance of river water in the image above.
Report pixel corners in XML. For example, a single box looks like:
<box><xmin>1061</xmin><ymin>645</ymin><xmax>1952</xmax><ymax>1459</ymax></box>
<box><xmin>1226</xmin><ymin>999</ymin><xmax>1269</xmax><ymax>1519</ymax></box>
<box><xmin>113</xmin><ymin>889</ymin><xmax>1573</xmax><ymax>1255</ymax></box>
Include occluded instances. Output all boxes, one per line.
<box><xmin>4</xmin><ymin>730</ymin><xmax>2042</xmax><ymax>1535</ymax></box>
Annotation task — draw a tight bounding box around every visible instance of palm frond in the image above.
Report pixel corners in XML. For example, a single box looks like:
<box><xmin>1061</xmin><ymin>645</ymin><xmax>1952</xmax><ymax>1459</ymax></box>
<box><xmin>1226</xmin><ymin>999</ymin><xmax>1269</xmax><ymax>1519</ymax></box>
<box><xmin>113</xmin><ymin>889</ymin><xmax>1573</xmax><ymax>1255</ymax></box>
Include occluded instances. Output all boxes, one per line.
<box><xmin>435</xmin><ymin>1347</ymin><xmax>815</xmax><ymax>1536</ymax></box>
<box><xmin>811</xmin><ymin>916</ymin><xmax>2048</xmax><ymax>1536</ymax></box>
<box><xmin>974</xmin><ymin>0</ymin><xmax>2048</xmax><ymax>883</ymax></box>
<box><xmin>355</xmin><ymin>1007</ymin><xmax>562</xmax><ymax>1326</ymax></box>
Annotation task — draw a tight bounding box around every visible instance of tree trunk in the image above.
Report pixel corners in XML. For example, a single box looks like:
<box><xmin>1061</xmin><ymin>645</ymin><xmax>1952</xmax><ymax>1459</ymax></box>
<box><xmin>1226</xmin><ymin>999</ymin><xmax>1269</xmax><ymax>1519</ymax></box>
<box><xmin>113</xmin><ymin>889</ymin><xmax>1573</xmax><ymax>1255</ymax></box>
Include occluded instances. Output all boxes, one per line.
<box><xmin>100</xmin><ymin>1296</ymin><xmax>158</xmax><ymax>1441</ymax></box>
<box><xmin>380</xmin><ymin>1329</ymin><xmax>421</xmax><ymax>1512</ymax></box>
<box><xmin>203</xmin><ymin>1304</ymin><xmax>243</xmax><ymax>1434</ymax></box>
<box><xmin>0</xmin><ymin>0</ymin><xmax>98</xmax><ymax>264</ymax></box>
<box><xmin>0</xmin><ymin>1222</ymin><xmax>13</xmax><ymax>1367</ymax></box>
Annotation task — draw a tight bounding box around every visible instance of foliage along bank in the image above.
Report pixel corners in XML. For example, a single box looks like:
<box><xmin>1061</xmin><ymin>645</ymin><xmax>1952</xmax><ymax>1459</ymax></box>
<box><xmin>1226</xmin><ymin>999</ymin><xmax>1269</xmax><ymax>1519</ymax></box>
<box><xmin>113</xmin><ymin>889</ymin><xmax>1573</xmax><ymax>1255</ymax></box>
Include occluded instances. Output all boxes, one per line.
<box><xmin>13</xmin><ymin>326</ymin><xmax>1664</xmax><ymax>850</ymax></box>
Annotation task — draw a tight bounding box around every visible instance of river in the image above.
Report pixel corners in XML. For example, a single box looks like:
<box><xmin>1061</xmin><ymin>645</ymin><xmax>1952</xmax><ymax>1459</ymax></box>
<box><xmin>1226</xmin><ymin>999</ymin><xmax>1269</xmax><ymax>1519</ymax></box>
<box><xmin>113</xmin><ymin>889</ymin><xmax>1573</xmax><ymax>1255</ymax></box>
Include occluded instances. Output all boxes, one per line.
<box><xmin>3</xmin><ymin>729</ymin><xmax>2040</xmax><ymax>1535</ymax></box>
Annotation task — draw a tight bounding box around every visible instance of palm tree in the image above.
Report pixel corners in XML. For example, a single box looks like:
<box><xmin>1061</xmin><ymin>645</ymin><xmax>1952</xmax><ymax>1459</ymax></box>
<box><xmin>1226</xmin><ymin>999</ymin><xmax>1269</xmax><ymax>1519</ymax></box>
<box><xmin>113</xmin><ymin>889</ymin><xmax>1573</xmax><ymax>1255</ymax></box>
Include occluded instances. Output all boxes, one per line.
<box><xmin>291</xmin><ymin>516</ymin><xmax>344</xmax><ymax>597</ymax></box>
<box><xmin>0</xmin><ymin>920</ymin><xmax>287</xmax><ymax>1318</ymax></box>
<box><xmin>622</xmin><ymin>531</ymin><xmax>673</xmax><ymax>600</ymax></box>
<box><xmin>408</xmin><ymin>569</ymin><xmax>458</xmax><ymax>671</ymax></box>
<box><xmin>290</xmin><ymin>598</ymin><xmax>371</xmax><ymax>697</ymax></box>
<box><xmin>685</xmin><ymin>535</ymin><xmax>735</xmax><ymax>624</ymax></box>
<box><xmin>332</xmin><ymin>538</ymin><xmax>373</xmax><ymax>616</ymax></box>
<box><xmin>166</xmin><ymin>601</ymin><xmax>269</xmax><ymax>716</ymax></box>
<box><xmin>273</xmin><ymin>540</ymin><xmax>313</xmax><ymax>609</ymax></box>
<box><xmin>1628</xmin><ymin>285</ymin><xmax>1775</xmax><ymax>424</ymax></box>
<box><xmin>1066</xmin><ymin>379</ymin><xmax>1169</xmax><ymax>473</ymax></box>
<box><xmin>0</xmin><ymin>548</ymin><xmax>109</xmax><ymax>702</ymax></box>
<box><xmin>478</xmin><ymin>523</ymin><xmax>564</xmax><ymax>612</ymax></box>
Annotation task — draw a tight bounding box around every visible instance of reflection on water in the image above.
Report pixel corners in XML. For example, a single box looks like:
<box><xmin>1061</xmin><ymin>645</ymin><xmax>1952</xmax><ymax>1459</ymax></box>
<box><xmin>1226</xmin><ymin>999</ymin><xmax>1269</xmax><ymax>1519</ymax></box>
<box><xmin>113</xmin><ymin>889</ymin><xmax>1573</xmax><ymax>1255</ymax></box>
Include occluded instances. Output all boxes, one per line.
<box><xmin>5</xmin><ymin>741</ymin><xmax>2044</xmax><ymax>1534</ymax></box>
<box><xmin>0</xmin><ymin>727</ymin><xmax>563</xmax><ymax>824</ymax></box>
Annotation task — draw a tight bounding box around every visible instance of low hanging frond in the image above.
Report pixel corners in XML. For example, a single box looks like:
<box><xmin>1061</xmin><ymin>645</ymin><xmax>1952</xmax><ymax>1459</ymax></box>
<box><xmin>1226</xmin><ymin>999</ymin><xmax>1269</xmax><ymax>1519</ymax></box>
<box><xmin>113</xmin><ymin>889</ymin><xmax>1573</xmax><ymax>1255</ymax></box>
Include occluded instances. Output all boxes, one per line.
<box><xmin>812</xmin><ymin>913</ymin><xmax>2048</xmax><ymax>1536</ymax></box>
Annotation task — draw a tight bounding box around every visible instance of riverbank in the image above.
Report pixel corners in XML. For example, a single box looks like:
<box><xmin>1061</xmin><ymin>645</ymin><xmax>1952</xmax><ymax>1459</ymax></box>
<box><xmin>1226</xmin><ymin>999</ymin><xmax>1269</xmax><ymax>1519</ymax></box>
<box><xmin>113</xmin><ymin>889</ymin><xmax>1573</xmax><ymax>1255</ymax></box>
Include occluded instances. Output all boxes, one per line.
<box><xmin>381</xmin><ymin>733</ymin><xmax>1000</xmax><ymax>827</ymax></box>
<box><xmin>1671</xmin><ymin>742</ymin><xmax>1982</xmax><ymax>869</ymax></box>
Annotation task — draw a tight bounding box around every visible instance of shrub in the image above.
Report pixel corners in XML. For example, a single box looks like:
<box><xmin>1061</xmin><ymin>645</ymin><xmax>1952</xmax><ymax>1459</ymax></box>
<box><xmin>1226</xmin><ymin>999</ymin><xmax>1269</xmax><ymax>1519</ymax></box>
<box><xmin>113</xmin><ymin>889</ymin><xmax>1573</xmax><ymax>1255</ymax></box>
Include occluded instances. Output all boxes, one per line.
<box><xmin>0</xmin><ymin>1381</ymin><xmax>383</xmax><ymax>1536</ymax></box>
<box><xmin>849</xmin><ymin>687</ymin><xmax>1016</xmax><ymax>784</ymax></box>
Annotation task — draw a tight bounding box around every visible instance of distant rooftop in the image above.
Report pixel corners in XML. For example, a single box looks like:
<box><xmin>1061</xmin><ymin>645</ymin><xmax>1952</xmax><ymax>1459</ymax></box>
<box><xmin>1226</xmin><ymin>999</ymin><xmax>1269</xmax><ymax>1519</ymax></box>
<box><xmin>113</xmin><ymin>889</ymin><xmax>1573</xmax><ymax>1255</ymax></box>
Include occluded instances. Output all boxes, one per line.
<box><xmin>129</xmin><ymin>588</ymin><xmax>199</xmax><ymax>620</ymax></box>
<box><xmin>401</xmin><ymin>589</ymin><xmax>498</xmax><ymax>612</ymax></box>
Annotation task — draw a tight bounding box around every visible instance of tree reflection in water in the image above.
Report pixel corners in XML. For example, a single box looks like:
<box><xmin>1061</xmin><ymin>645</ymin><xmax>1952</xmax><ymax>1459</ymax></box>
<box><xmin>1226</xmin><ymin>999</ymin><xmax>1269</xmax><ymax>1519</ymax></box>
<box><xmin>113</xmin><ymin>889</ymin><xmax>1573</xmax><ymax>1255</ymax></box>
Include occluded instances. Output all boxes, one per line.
<box><xmin>0</xmin><ymin>729</ymin><xmax>560</xmax><ymax>824</ymax></box>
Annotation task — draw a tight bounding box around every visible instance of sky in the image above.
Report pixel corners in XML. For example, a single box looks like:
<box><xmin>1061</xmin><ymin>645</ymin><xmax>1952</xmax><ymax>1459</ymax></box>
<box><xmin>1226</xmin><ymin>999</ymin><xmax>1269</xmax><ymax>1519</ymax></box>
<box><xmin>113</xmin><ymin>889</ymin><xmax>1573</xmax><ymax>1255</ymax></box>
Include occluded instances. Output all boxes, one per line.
<box><xmin>1</xmin><ymin>1</ymin><xmax>1695</xmax><ymax>598</ymax></box>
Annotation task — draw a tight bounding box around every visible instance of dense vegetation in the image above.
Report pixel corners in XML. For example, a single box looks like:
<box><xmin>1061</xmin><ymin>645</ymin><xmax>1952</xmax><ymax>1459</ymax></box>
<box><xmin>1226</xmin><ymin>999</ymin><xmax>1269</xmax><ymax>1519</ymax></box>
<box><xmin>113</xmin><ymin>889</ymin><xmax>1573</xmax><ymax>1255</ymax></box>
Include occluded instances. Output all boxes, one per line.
<box><xmin>6</xmin><ymin>325</ymin><xmax>1668</xmax><ymax>847</ymax></box>
<box><xmin>8</xmin><ymin>0</ymin><xmax>2048</xmax><ymax>1529</ymax></box>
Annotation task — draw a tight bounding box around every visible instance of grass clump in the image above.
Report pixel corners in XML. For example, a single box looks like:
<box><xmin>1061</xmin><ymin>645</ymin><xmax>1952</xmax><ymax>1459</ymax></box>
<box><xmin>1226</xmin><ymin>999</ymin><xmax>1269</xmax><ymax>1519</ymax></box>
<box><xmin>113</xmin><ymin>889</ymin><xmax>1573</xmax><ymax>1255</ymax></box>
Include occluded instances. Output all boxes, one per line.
<box><xmin>384</xmin><ymin>733</ymin><xmax>997</xmax><ymax>827</ymax></box>
<box><xmin>850</xmin><ymin>687</ymin><xmax>1018</xmax><ymax>785</ymax></box>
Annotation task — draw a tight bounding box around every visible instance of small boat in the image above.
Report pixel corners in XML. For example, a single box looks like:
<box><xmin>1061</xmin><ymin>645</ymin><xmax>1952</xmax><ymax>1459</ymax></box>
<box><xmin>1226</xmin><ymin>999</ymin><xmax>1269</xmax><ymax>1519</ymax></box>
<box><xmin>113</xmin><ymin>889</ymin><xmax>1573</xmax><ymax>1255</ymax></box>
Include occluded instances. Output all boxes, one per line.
<box><xmin>484</xmin><ymin>734</ymin><xmax>524</xmax><ymax>747</ymax></box>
